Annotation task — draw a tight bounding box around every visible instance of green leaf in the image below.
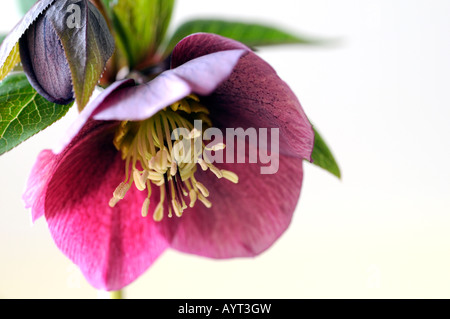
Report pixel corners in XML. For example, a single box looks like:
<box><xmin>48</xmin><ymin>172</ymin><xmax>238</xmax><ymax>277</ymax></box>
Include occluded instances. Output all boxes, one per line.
<box><xmin>110</xmin><ymin>0</ymin><xmax>175</xmax><ymax>68</ymax></box>
<box><xmin>16</xmin><ymin>0</ymin><xmax>37</xmax><ymax>15</ymax></box>
<box><xmin>311</xmin><ymin>127</ymin><xmax>341</xmax><ymax>178</ymax></box>
<box><xmin>0</xmin><ymin>73</ymin><xmax>72</xmax><ymax>155</ymax></box>
<box><xmin>165</xmin><ymin>19</ymin><xmax>323</xmax><ymax>54</ymax></box>
<box><xmin>0</xmin><ymin>43</ymin><xmax>21</xmax><ymax>82</ymax></box>
<box><xmin>100</xmin><ymin>0</ymin><xmax>113</xmax><ymax>18</ymax></box>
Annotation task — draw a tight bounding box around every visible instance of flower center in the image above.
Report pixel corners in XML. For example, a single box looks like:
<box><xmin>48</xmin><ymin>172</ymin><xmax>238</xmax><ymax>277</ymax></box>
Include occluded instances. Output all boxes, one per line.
<box><xmin>109</xmin><ymin>94</ymin><xmax>238</xmax><ymax>221</ymax></box>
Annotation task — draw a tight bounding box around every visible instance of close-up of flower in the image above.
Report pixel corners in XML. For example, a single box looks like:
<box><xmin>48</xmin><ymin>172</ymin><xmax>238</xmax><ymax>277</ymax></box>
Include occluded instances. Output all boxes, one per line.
<box><xmin>22</xmin><ymin>0</ymin><xmax>450</xmax><ymax>304</ymax></box>
<box><xmin>23</xmin><ymin>33</ymin><xmax>314</xmax><ymax>291</ymax></box>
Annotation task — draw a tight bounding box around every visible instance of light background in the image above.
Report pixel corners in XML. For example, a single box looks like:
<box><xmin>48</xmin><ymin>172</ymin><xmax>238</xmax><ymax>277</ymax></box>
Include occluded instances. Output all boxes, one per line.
<box><xmin>1</xmin><ymin>0</ymin><xmax>450</xmax><ymax>299</ymax></box>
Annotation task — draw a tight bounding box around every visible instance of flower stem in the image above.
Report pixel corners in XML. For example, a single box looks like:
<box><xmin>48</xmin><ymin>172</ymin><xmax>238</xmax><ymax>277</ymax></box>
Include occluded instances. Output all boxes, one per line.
<box><xmin>109</xmin><ymin>290</ymin><xmax>123</xmax><ymax>299</ymax></box>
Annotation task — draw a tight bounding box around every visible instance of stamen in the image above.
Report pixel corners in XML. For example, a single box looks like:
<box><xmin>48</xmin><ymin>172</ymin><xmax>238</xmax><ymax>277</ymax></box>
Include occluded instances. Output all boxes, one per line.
<box><xmin>109</xmin><ymin>182</ymin><xmax>131</xmax><ymax>208</ymax></box>
<box><xmin>109</xmin><ymin>197</ymin><xmax>119</xmax><ymax>208</ymax></box>
<box><xmin>110</xmin><ymin>96</ymin><xmax>239</xmax><ymax>221</ymax></box>
<box><xmin>147</xmin><ymin>170</ymin><xmax>164</xmax><ymax>182</ymax></box>
<box><xmin>149</xmin><ymin>149</ymin><xmax>169</xmax><ymax>173</ymax></box>
<box><xmin>196</xmin><ymin>113</ymin><xmax>213</xmax><ymax>127</ymax></box>
<box><xmin>153</xmin><ymin>202</ymin><xmax>164</xmax><ymax>222</ymax></box>
<box><xmin>141</xmin><ymin>198</ymin><xmax>150</xmax><ymax>217</ymax></box>
<box><xmin>113</xmin><ymin>182</ymin><xmax>130</xmax><ymax>200</ymax></box>
<box><xmin>198</xmin><ymin>193</ymin><xmax>212</xmax><ymax>208</ymax></box>
<box><xmin>153</xmin><ymin>186</ymin><xmax>165</xmax><ymax>222</ymax></box>
<box><xmin>189</xmin><ymin>128</ymin><xmax>202</xmax><ymax>139</ymax></box>
<box><xmin>170</xmin><ymin>161</ymin><xmax>178</xmax><ymax>176</ymax></box>
<box><xmin>189</xmin><ymin>189</ymin><xmax>197</xmax><ymax>208</ymax></box>
<box><xmin>195</xmin><ymin>181</ymin><xmax>210</xmax><ymax>198</ymax></box>
<box><xmin>172</xmin><ymin>199</ymin><xmax>182</xmax><ymax>217</ymax></box>
<box><xmin>187</xmin><ymin>94</ymin><xmax>200</xmax><ymax>102</ymax></box>
<box><xmin>133</xmin><ymin>170</ymin><xmax>147</xmax><ymax>191</ymax></box>
<box><xmin>197</xmin><ymin>158</ymin><xmax>208</xmax><ymax>171</ymax></box>
<box><xmin>161</xmin><ymin>114</ymin><xmax>173</xmax><ymax>154</ymax></box>
<box><xmin>208</xmin><ymin>164</ymin><xmax>224</xmax><ymax>179</ymax></box>
<box><xmin>190</xmin><ymin>102</ymin><xmax>210</xmax><ymax>114</ymax></box>
<box><xmin>113</xmin><ymin>121</ymin><xmax>131</xmax><ymax>151</ymax></box>
<box><xmin>205</xmin><ymin>143</ymin><xmax>226</xmax><ymax>151</ymax></box>
<box><xmin>221</xmin><ymin>170</ymin><xmax>239</xmax><ymax>184</ymax></box>
<box><xmin>142</xmin><ymin>120</ymin><xmax>156</xmax><ymax>156</ymax></box>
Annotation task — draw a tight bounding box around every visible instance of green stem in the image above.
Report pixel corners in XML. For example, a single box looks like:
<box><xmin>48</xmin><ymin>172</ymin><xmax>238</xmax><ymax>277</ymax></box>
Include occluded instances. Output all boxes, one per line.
<box><xmin>110</xmin><ymin>290</ymin><xmax>123</xmax><ymax>299</ymax></box>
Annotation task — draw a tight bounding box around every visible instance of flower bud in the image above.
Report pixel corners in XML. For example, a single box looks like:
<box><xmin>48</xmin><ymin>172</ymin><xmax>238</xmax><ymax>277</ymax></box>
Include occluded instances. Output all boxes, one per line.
<box><xmin>18</xmin><ymin>0</ymin><xmax>115</xmax><ymax>107</ymax></box>
<box><xmin>19</xmin><ymin>12</ymin><xmax>74</xmax><ymax>105</ymax></box>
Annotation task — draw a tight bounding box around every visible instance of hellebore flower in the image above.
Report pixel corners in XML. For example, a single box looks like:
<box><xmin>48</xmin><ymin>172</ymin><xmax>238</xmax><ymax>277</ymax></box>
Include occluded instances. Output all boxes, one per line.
<box><xmin>23</xmin><ymin>33</ymin><xmax>314</xmax><ymax>291</ymax></box>
<box><xmin>0</xmin><ymin>0</ymin><xmax>114</xmax><ymax>108</ymax></box>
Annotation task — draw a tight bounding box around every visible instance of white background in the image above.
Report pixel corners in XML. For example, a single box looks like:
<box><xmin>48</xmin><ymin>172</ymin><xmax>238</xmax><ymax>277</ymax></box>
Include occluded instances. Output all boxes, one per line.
<box><xmin>1</xmin><ymin>0</ymin><xmax>450</xmax><ymax>298</ymax></box>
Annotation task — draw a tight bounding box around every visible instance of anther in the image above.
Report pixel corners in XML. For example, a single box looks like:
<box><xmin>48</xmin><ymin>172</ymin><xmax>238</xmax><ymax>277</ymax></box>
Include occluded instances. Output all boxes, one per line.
<box><xmin>172</xmin><ymin>199</ymin><xmax>182</xmax><ymax>217</ymax></box>
<box><xmin>141</xmin><ymin>198</ymin><xmax>150</xmax><ymax>217</ymax></box>
<box><xmin>208</xmin><ymin>165</ymin><xmax>223</xmax><ymax>179</ymax></box>
<box><xmin>113</xmin><ymin>182</ymin><xmax>130</xmax><ymax>200</ymax></box>
<box><xmin>221</xmin><ymin>170</ymin><xmax>239</xmax><ymax>184</ymax></box>
<box><xmin>197</xmin><ymin>158</ymin><xmax>208</xmax><ymax>171</ymax></box>
<box><xmin>153</xmin><ymin>202</ymin><xmax>164</xmax><ymax>222</ymax></box>
<box><xmin>133</xmin><ymin>170</ymin><xmax>147</xmax><ymax>191</ymax></box>
<box><xmin>189</xmin><ymin>128</ymin><xmax>202</xmax><ymax>139</ymax></box>
<box><xmin>170</xmin><ymin>161</ymin><xmax>178</xmax><ymax>176</ymax></box>
<box><xmin>198</xmin><ymin>194</ymin><xmax>212</xmax><ymax>208</ymax></box>
<box><xmin>110</xmin><ymin>95</ymin><xmax>239</xmax><ymax>222</ymax></box>
<box><xmin>206</xmin><ymin>143</ymin><xmax>226</xmax><ymax>151</ymax></box>
<box><xmin>195</xmin><ymin>181</ymin><xmax>210</xmax><ymax>198</ymax></box>
<box><xmin>189</xmin><ymin>189</ymin><xmax>197</xmax><ymax>208</ymax></box>
<box><xmin>109</xmin><ymin>197</ymin><xmax>119</xmax><ymax>208</ymax></box>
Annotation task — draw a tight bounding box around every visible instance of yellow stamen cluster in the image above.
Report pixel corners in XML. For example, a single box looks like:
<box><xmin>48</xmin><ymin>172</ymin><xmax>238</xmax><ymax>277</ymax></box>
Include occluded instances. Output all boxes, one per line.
<box><xmin>109</xmin><ymin>95</ymin><xmax>238</xmax><ymax>221</ymax></box>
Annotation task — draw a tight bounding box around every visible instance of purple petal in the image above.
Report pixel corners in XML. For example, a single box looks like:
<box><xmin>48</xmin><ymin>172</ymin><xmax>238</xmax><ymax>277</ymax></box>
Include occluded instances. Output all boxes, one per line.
<box><xmin>39</xmin><ymin>120</ymin><xmax>168</xmax><ymax>290</ymax></box>
<box><xmin>205</xmin><ymin>53</ymin><xmax>314</xmax><ymax>160</ymax></box>
<box><xmin>93</xmin><ymin>49</ymin><xmax>246</xmax><ymax>121</ymax></box>
<box><xmin>170</xmin><ymin>32</ymin><xmax>250</xmax><ymax>67</ymax></box>
<box><xmin>172</xmin><ymin>33</ymin><xmax>314</xmax><ymax>161</ymax></box>
<box><xmin>53</xmin><ymin>79</ymin><xmax>135</xmax><ymax>154</ymax></box>
<box><xmin>92</xmin><ymin>71</ymin><xmax>190</xmax><ymax>121</ymax></box>
<box><xmin>158</xmin><ymin>146</ymin><xmax>304</xmax><ymax>258</ymax></box>
<box><xmin>170</xmin><ymin>49</ymin><xmax>248</xmax><ymax>96</ymax></box>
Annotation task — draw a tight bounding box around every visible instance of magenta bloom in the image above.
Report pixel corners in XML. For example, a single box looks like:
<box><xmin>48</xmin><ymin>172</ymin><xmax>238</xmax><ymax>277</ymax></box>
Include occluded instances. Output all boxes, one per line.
<box><xmin>23</xmin><ymin>33</ymin><xmax>314</xmax><ymax>291</ymax></box>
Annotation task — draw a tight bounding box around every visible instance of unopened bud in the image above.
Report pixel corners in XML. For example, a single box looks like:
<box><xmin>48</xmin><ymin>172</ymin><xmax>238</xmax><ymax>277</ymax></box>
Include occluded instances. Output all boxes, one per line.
<box><xmin>19</xmin><ymin>12</ymin><xmax>74</xmax><ymax>105</ymax></box>
<box><xmin>18</xmin><ymin>0</ymin><xmax>114</xmax><ymax>107</ymax></box>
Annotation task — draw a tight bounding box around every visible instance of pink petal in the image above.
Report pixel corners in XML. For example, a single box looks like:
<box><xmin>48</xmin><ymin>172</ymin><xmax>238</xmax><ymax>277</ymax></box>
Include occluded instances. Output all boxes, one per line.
<box><xmin>170</xmin><ymin>49</ymin><xmax>248</xmax><ymax>96</ymax></box>
<box><xmin>23</xmin><ymin>150</ymin><xmax>58</xmax><ymax>223</ymax></box>
<box><xmin>24</xmin><ymin>120</ymin><xmax>117</xmax><ymax>222</ymax></box>
<box><xmin>93</xmin><ymin>49</ymin><xmax>246</xmax><ymax>122</ymax></box>
<box><xmin>92</xmin><ymin>71</ymin><xmax>189</xmax><ymax>121</ymax></box>
<box><xmin>43</xmin><ymin>120</ymin><xmax>168</xmax><ymax>290</ymax></box>
<box><xmin>172</xmin><ymin>33</ymin><xmax>314</xmax><ymax>161</ymax></box>
<box><xmin>159</xmin><ymin>151</ymin><xmax>304</xmax><ymax>258</ymax></box>
<box><xmin>170</xmin><ymin>32</ymin><xmax>249</xmax><ymax>67</ymax></box>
